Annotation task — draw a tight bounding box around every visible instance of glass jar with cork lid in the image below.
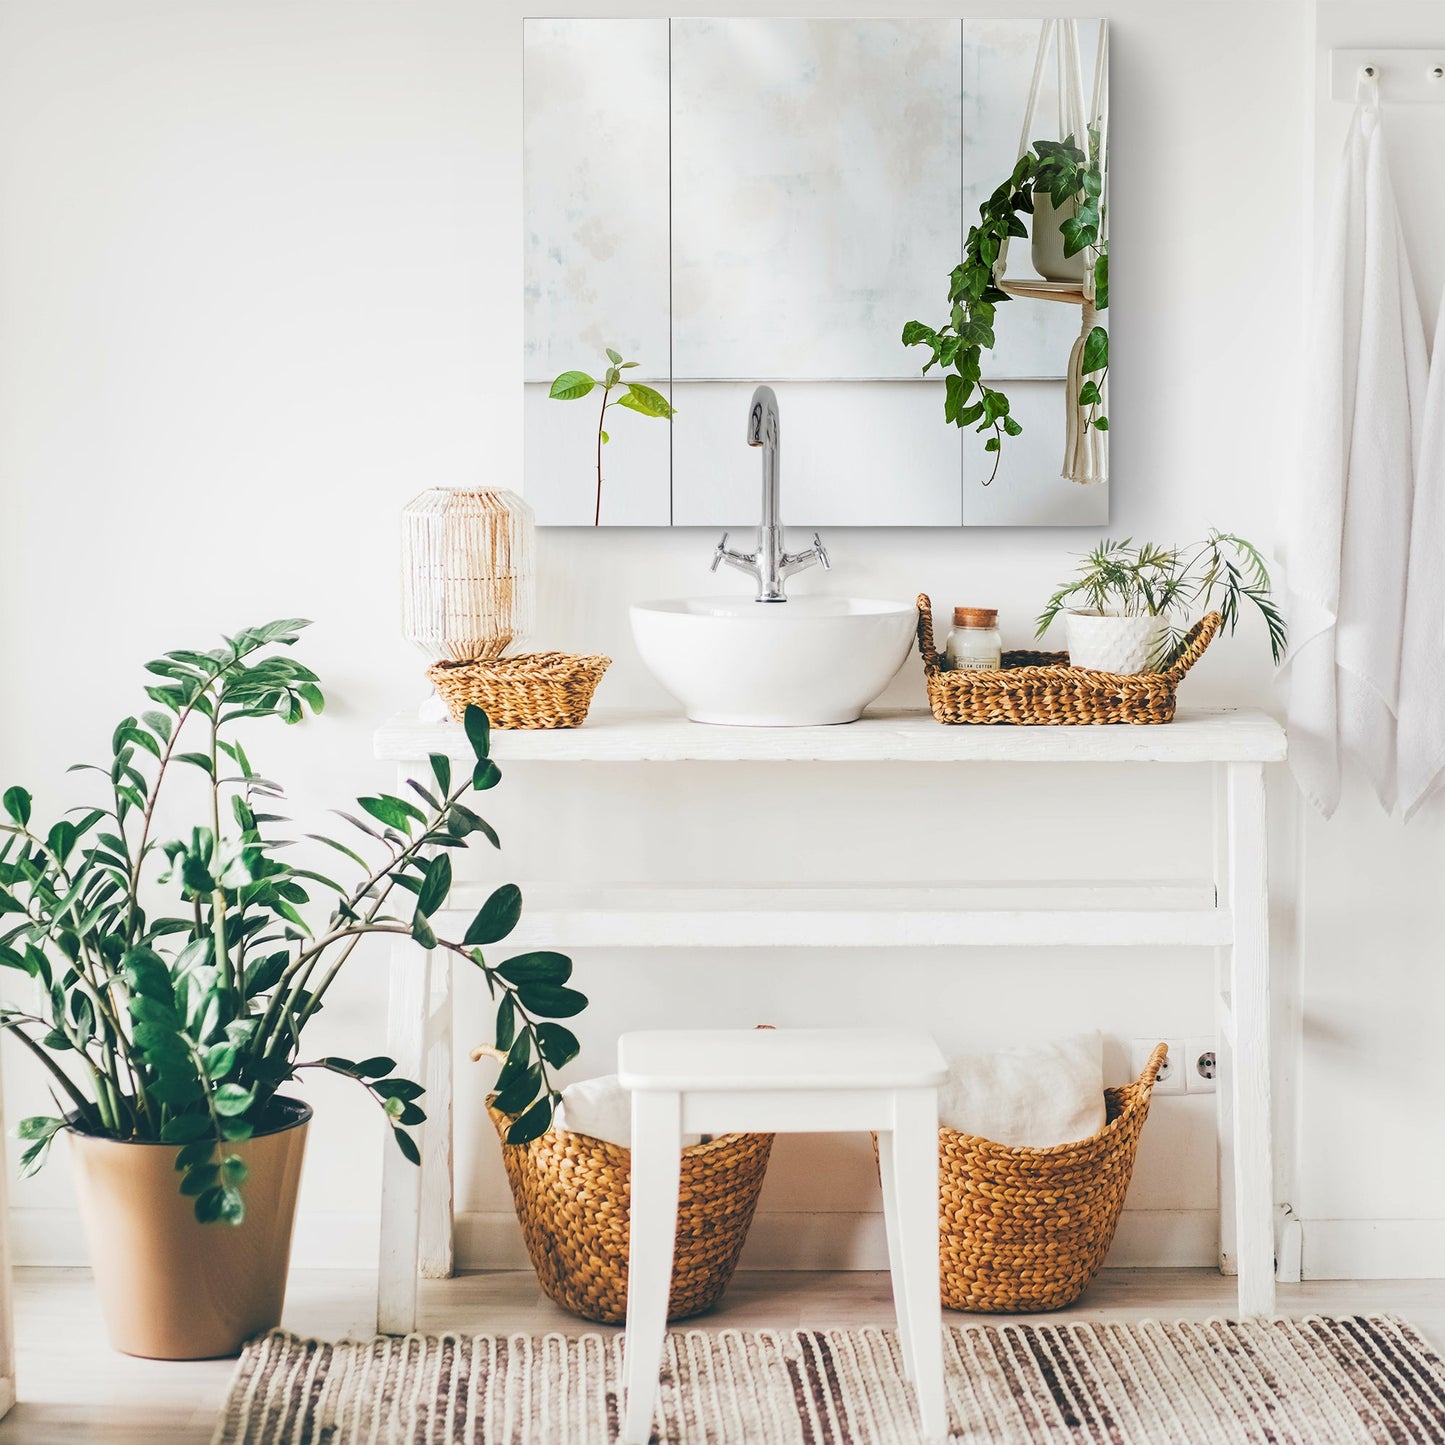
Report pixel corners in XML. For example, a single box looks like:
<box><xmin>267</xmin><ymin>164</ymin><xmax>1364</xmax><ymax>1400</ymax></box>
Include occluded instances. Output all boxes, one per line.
<box><xmin>945</xmin><ymin>607</ymin><xmax>1002</xmax><ymax>671</ymax></box>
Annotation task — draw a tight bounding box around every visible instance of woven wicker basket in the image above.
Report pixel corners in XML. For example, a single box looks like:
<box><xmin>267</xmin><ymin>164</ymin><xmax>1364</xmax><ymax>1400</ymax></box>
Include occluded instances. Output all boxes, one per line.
<box><xmin>488</xmin><ymin>1105</ymin><xmax>773</xmax><ymax>1324</ymax></box>
<box><xmin>936</xmin><ymin>1043</ymin><xmax>1168</xmax><ymax>1312</ymax></box>
<box><xmin>428</xmin><ymin>652</ymin><xmax>610</xmax><ymax>729</ymax></box>
<box><xmin>916</xmin><ymin>594</ymin><xmax>1220</xmax><ymax>725</ymax></box>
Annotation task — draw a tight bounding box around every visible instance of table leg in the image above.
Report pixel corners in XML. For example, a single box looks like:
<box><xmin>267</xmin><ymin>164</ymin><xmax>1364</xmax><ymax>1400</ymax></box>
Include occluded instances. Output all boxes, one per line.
<box><xmin>623</xmin><ymin>1090</ymin><xmax>682</xmax><ymax>1445</ymax></box>
<box><xmin>1227</xmin><ymin>761</ymin><xmax>1275</xmax><ymax>1316</ymax></box>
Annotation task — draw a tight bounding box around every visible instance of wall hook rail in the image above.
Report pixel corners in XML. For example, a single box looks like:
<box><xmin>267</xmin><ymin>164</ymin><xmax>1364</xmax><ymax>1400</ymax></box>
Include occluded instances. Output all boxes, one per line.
<box><xmin>1331</xmin><ymin>49</ymin><xmax>1445</xmax><ymax>103</ymax></box>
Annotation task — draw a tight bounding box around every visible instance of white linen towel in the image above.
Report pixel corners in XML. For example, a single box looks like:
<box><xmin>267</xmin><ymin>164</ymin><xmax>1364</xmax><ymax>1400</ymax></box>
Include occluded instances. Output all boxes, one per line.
<box><xmin>937</xmin><ymin>1032</ymin><xmax>1104</xmax><ymax>1148</ymax></box>
<box><xmin>553</xmin><ymin>1074</ymin><xmax>701</xmax><ymax>1148</ymax></box>
<box><xmin>1397</xmin><ymin>285</ymin><xmax>1445</xmax><ymax>819</ymax></box>
<box><xmin>1277</xmin><ymin>81</ymin><xmax>1428</xmax><ymax>818</ymax></box>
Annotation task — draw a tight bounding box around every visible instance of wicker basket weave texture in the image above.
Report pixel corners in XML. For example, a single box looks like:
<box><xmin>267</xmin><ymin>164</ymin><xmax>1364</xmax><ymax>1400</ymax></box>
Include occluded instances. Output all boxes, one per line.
<box><xmin>916</xmin><ymin>594</ymin><xmax>1220</xmax><ymax>726</ymax></box>
<box><xmin>936</xmin><ymin>1042</ymin><xmax>1168</xmax><ymax>1312</ymax></box>
<box><xmin>428</xmin><ymin>652</ymin><xmax>610</xmax><ymax>729</ymax></box>
<box><xmin>488</xmin><ymin>1105</ymin><xmax>773</xmax><ymax>1325</ymax></box>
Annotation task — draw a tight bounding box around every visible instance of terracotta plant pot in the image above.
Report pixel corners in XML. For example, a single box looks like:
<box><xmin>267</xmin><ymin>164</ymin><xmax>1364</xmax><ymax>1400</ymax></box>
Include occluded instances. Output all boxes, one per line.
<box><xmin>67</xmin><ymin>1097</ymin><xmax>311</xmax><ymax>1359</ymax></box>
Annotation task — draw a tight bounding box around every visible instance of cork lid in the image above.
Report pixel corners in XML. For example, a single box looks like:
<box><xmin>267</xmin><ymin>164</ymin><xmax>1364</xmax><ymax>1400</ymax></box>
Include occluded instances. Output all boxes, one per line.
<box><xmin>953</xmin><ymin>607</ymin><xmax>998</xmax><ymax>628</ymax></box>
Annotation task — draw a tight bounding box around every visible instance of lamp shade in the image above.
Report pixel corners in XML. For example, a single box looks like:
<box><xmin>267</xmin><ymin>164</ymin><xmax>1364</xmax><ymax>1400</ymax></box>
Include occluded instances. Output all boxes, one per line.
<box><xmin>401</xmin><ymin>488</ymin><xmax>535</xmax><ymax>663</ymax></box>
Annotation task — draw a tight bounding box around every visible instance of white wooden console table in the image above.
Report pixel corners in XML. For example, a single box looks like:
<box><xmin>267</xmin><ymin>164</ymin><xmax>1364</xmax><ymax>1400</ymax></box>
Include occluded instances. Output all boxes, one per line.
<box><xmin>373</xmin><ymin>706</ymin><xmax>1286</xmax><ymax>1331</ymax></box>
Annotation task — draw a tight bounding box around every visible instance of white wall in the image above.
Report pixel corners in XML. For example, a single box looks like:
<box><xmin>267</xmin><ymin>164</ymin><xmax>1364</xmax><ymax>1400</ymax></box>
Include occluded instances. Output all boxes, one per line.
<box><xmin>0</xmin><ymin>0</ymin><xmax>1437</xmax><ymax>1281</ymax></box>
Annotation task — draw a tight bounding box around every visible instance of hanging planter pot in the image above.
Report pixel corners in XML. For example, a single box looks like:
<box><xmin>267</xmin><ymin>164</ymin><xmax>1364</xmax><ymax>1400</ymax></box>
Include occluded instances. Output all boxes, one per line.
<box><xmin>1063</xmin><ymin>611</ymin><xmax>1167</xmax><ymax>675</ymax></box>
<box><xmin>1031</xmin><ymin>189</ymin><xmax>1088</xmax><ymax>283</ymax></box>
<box><xmin>68</xmin><ymin>1099</ymin><xmax>311</xmax><ymax>1359</ymax></box>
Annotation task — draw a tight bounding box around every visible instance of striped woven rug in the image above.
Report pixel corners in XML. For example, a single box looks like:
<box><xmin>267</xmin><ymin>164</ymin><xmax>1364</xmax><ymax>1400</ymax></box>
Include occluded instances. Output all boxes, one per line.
<box><xmin>213</xmin><ymin>1318</ymin><xmax>1445</xmax><ymax>1444</ymax></box>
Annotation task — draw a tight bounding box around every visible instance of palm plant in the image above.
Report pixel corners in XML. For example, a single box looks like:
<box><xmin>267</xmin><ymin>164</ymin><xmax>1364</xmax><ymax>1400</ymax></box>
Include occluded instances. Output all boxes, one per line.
<box><xmin>0</xmin><ymin>621</ymin><xmax>583</xmax><ymax>1226</ymax></box>
<box><xmin>1035</xmin><ymin>532</ymin><xmax>1288</xmax><ymax>667</ymax></box>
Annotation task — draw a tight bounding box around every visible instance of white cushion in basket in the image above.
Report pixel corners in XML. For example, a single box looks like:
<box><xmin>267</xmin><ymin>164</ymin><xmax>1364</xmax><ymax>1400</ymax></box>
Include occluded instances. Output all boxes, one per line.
<box><xmin>938</xmin><ymin>1032</ymin><xmax>1105</xmax><ymax>1149</ymax></box>
<box><xmin>553</xmin><ymin>1073</ymin><xmax>701</xmax><ymax>1149</ymax></box>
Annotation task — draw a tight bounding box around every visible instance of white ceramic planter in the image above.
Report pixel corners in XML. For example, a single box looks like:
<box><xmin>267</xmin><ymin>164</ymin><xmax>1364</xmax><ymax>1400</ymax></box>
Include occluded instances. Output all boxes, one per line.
<box><xmin>1064</xmin><ymin>611</ymin><xmax>1167</xmax><ymax>675</ymax></box>
<box><xmin>1031</xmin><ymin>190</ymin><xmax>1087</xmax><ymax>283</ymax></box>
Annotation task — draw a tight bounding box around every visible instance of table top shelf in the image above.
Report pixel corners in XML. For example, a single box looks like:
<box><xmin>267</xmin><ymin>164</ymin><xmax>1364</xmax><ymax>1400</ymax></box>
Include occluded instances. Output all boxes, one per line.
<box><xmin>376</xmin><ymin>706</ymin><xmax>1286</xmax><ymax>766</ymax></box>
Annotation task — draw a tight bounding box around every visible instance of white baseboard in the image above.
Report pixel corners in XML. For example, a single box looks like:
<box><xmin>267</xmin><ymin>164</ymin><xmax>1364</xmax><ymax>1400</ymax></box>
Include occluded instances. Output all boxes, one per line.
<box><xmin>17</xmin><ymin>1207</ymin><xmax>1444</xmax><ymax>1279</ymax></box>
<box><xmin>1300</xmin><ymin>1219</ymin><xmax>1445</xmax><ymax>1280</ymax></box>
<box><xmin>454</xmin><ymin>1208</ymin><xmax>1219</xmax><ymax>1272</ymax></box>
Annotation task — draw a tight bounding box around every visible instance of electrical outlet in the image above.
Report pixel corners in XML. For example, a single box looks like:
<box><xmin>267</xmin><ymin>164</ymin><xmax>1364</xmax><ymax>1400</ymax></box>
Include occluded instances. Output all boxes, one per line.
<box><xmin>1185</xmin><ymin>1036</ymin><xmax>1217</xmax><ymax>1094</ymax></box>
<box><xmin>1133</xmin><ymin>1038</ymin><xmax>1185</xmax><ymax>1095</ymax></box>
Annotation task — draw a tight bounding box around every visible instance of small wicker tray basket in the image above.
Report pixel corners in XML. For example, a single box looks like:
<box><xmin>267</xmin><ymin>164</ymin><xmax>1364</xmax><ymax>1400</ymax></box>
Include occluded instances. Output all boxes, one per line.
<box><xmin>428</xmin><ymin>652</ymin><xmax>610</xmax><ymax>729</ymax></box>
<box><xmin>935</xmin><ymin>1043</ymin><xmax>1168</xmax><ymax>1312</ymax></box>
<box><xmin>488</xmin><ymin>1104</ymin><xmax>773</xmax><ymax>1324</ymax></box>
<box><xmin>916</xmin><ymin>594</ymin><xmax>1220</xmax><ymax>725</ymax></box>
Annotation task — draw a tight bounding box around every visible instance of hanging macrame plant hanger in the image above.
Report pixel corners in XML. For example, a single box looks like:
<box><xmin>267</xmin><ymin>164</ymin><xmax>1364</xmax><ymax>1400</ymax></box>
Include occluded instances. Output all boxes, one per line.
<box><xmin>993</xmin><ymin>19</ymin><xmax>1109</xmax><ymax>485</ymax></box>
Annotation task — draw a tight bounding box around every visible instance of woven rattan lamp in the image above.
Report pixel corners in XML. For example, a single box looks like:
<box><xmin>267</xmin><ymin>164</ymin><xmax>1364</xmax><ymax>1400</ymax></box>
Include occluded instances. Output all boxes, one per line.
<box><xmin>402</xmin><ymin>487</ymin><xmax>535</xmax><ymax>665</ymax></box>
<box><xmin>401</xmin><ymin>487</ymin><xmax>609</xmax><ymax>728</ymax></box>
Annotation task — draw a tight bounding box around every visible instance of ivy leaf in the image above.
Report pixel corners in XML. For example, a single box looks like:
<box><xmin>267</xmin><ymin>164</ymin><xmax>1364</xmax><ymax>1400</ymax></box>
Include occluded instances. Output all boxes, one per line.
<box><xmin>1078</xmin><ymin>380</ymin><xmax>1102</xmax><ymax>407</ymax></box>
<box><xmin>548</xmin><ymin>370</ymin><xmax>595</xmax><ymax>401</ymax></box>
<box><xmin>1081</xmin><ymin>325</ymin><xmax>1109</xmax><ymax>375</ymax></box>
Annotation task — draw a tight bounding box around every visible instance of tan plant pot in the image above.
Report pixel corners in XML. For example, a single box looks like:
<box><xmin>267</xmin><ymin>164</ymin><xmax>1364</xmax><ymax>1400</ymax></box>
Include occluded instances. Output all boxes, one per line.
<box><xmin>68</xmin><ymin>1097</ymin><xmax>310</xmax><ymax>1359</ymax></box>
<box><xmin>1031</xmin><ymin>189</ymin><xmax>1088</xmax><ymax>283</ymax></box>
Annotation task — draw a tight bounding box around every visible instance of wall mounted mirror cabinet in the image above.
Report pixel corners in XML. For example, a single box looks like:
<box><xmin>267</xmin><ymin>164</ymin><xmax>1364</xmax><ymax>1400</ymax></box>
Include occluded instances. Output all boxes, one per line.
<box><xmin>524</xmin><ymin>17</ymin><xmax>1109</xmax><ymax>528</ymax></box>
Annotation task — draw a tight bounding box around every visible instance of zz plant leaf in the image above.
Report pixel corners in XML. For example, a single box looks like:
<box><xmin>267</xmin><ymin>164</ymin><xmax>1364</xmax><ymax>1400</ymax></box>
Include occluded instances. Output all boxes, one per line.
<box><xmin>549</xmin><ymin>348</ymin><xmax>675</xmax><ymax>525</ymax></box>
<box><xmin>0</xmin><ymin>609</ymin><xmax>587</xmax><ymax>1226</ymax></box>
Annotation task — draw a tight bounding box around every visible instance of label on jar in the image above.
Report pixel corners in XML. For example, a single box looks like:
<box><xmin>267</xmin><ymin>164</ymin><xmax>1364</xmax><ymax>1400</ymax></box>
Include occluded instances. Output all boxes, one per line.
<box><xmin>953</xmin><ymin>655</ymin><xmax>1000</xmax><ymax>671</ymax></box>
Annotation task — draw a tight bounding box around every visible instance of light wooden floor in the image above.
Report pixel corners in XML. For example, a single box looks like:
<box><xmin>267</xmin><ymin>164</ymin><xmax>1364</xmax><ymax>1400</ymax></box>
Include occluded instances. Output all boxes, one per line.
<box><xmin>4</xmin><ymin>1267</ymin><xmax>1444</xmax><ymax>1444</ymax></box>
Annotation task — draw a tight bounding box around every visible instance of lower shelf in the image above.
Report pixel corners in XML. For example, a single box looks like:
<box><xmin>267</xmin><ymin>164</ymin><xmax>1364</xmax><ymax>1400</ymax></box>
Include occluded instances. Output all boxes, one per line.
<box><xmin>437</xmin><ymin>880</ymin><xmax>1230</xmax><ymax>949</ymax></box>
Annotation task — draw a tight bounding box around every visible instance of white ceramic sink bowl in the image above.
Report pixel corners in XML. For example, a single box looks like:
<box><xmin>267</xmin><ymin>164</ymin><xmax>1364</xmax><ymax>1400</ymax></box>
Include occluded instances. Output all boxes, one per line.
<box><xmin>630</xmin><ymin>595</ymin><xmax>917</xmax><ymax>726</ymax></box>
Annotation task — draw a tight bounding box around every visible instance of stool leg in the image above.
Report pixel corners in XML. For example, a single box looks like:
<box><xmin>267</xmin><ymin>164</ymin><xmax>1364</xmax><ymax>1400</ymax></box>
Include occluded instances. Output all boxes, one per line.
<box><xmin>623</xmin><ymin>1090</ymin><xmax>683</xmax><ymax>1445</ymax></box>
<box><xmin>876</xmin><ymin>1129</ymin><xmax>915</xmax><ymax>1378</ymax></box>
<box><xmin>891</xmin><ymin>1089</ymin><xmax>947</xmax><ymax>1442</ymax></box>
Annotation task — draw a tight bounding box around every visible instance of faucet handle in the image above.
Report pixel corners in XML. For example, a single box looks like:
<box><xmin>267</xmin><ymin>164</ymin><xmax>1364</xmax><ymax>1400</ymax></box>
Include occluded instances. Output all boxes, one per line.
<box><xmin>710</xmin><ymin>532</ymin><xmax>730</xmax><ymax>573</ymax></box>
<box><xmin>812</xmin><ymin>533</ymin><xmax>831</xmax><ymax>570</ymax></box>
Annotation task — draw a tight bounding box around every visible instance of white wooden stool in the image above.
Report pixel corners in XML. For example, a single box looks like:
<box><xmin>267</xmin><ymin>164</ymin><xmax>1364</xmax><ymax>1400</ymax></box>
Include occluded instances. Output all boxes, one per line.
<box><xmin>618</xmin><ymin>1027</ymin><xmax>949</xmax><ymax>1444</ymax></box>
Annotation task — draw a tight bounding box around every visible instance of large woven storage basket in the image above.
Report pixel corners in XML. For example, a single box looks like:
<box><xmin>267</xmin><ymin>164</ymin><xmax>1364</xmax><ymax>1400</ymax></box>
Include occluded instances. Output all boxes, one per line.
<box><xmin>428</xmin><ymin>652</ymin><xmax>609</xmax><ymax>729</ymax></box>
<box><xmin>488</xmin><ymin>1104</ymin><xmax>773</xmax><ymax>1324</ymax></box>
<box><xmin>935</xmin><ymin>1043</ymin><xmax>1168</xmax><ymax>1312</ymax></box>
<box><xmin>916</xmin><ymin>594</ymin><xmax>1220</xmax><ymax>725</ymax></box>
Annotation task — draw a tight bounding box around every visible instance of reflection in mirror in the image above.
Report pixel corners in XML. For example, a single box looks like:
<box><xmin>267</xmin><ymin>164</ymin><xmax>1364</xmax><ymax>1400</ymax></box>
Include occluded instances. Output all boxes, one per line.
<box><xmin>524</xmin><ymin>18</ymin><xmax>1108</xmax><ymax>528</ymax></box>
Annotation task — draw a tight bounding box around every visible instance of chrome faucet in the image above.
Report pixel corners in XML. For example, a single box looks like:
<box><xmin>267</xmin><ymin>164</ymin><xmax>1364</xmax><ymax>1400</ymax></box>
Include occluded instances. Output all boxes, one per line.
<box><xmin>711</xmin><ymin>385</ymin><xmax>829</xmax><ymax>602</ymax></box>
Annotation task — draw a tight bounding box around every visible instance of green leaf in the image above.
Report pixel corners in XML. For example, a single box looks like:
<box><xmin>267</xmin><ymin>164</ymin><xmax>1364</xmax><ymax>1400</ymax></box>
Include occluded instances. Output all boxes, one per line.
<box><xmin>174</xmin><ymin>1140</ymin><xmax>215</xmax><ymax>1171</ymax></box>
<box><xmin>429</xmin><ymin>754</ymin><xmax>452</xmax><ymax>797</ymax></box>
<box><xmin>600</xmin><ymin>430</ymin><xmax>610</xmax><ymax>445</ymax></box>
<box><xmin>515</xmin><ymin>981</ymin><xmax>587</xmax><ymax>1018</ymax></box>
<box><xmin>1078</xmin><ymin>380</ymin><xmax>1102</xmax><ymax>407</ymax></box>
<box><xmin>535</xmin><ymin>1022</ymin><xmax>580</xmax><ymax>1068</ymax></box>
<box><xmin>180</xmin><ymin>1164</ymin><xmax>219</xmax><ymax>1196</ymax></box>
<box><xmin>415</xmin><ymin>854</ymin><xmax>452</xmax><ymax>918</ymax></box>
<box><xmin>548</xmin><ymin>370</ymin><xmax>595</xmax><ymax>401</ymax></box>
<box><xmin>213</xmin><ymin>1083</ymin><xmax>255</xmax><ymax>1118</ymax></box>
<box><xmin>493</xmin><ymin>1062</ymin><xmax>542</xmax><ymax>1116</ymax></box>
<box><xmin>616</xmin><ymin>382</ymin><xmax>675</xmax><ymax>419</ymax></box>
<box><xmin>1002</xmin><ymin>416</ymin><xmax>1024</xmax><ymax>437</ymax></box>
<box><xmin>465</xmin><ymin>884</ymin><xmax>523</xmax><ymax>946</ymax></box>
<box><xmin>374</xmin><ymin>1077</ymin><xmax>425</xmax><ymax>1102</ymax></box>
<box><xmin>359</xmin><ymin>795</ymin><xmax>424</xmax><ymax>831</ymax></box>
<box><xmin>204</xmin><ymin>1043</ymin><xmax>238</xmax><ymax>1080</ymax></box>
<box><xmin>221</xmin><ymin>1155</ymin><xmax>248</xmax><ymax>1187</ymax></box>
<box><xmin>353</xmin><ymin>1055</ymin><xmax>396</xmax><ymax>1078</ymax></box>
<box><xmin>984</xmin><ymin>437</ymin><xmax>1001</xmax><ymax>452</ymax></box>
<box><xmin>1093</xmin><ymin>252</ymin><xmax>1109</xmax><ymax>310</ymax></box>
<box><xmin>1094</xmin><ymin>417</ymin><xmax>1109</xmax><ymax>430</ymax></box>
<box><xmin>472</xmin><ymin>759</ymin><xmax>501</xmax><ymax>792</ymax></box>
<box><xmin>498</xmin><ymin>950</ymin><xmax>572</xmax><ymax>985</ymax></box>
<box><xmin>901</xmin><ymin>320</ymin><xmax>936</xmax><ymax>347</ymax></box>
<box><xmin>495</xmin><ymin>994</ymin><xmax>516</xmax><ymax>1051</ymax></box>
<box><xmin>463</xmin><ymin>705</ymin><xmax>491</xmax><ymax>762</ymax></box>
<box><xmin>2</xmin><ymin>788</ymin><xmax>31</xmax><ymax>828</ymax></box>
<box><xmin>505</xmin><ymin>1096</ymin><xmax>555</xmax><ymax>1145</ymax></box>
<box><xmin>160</xmin><ymin>1112</ymin><xmax>212</xmax><ymax>1143</ymax></box>
<box><xmin>605</xmin><ymin>347</ymin><xmax>623</xmax><ymax>365</ymax></box>
<box><xmin>17</xmin><ymin>1115</ymin><xmax>63</xmax><ymax>1142</ymax></box>
<box><xmin>411</xmin><ymin>911</ymin><xmax>437</xmax><ymax>949</ymax></box>
<box><xmin>1081</xmin><ymin>325</ymin><xmax>1109</xmax><ymax>375</ymax></box>
<box><xmin>392</xmin><ymin>1128</ymin><xmax>421</xmax><ymax>1166</ymax></box>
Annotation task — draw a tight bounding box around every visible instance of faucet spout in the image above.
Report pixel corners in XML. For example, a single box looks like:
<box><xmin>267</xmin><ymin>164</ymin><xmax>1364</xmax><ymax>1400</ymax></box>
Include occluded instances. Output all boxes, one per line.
<box><xmin>713</xmin><ymin>385</ymin><xmax>829</xmax><ymax>601</ymax></box>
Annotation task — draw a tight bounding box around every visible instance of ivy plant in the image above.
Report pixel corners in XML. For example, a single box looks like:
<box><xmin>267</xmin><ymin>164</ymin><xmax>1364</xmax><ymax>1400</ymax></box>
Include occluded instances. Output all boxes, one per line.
<box><xmin>0</xmin><ymin>623</ymin><xmax>583</xmax><ymax>1225</ymax></box>
<box><xmin>1035</xmin><ymin>532</ymin><xmax>1289</xmax><ymax>668</ymax></box>
<box><xmin>549</xmin><ymin>349</ymin><xmax>676</xmax><ymax>525</ymax></box>
<box><xmin>902</xmin><ymin>133</ymin><xmax>1108</xmax><ymax>484</ymax></box>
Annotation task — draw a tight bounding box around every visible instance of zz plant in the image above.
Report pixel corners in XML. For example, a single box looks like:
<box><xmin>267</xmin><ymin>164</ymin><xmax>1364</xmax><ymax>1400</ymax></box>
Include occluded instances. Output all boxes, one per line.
<box><xmin>903</xmin><ymin>133</ymin><xmax>1108</xmax><ymax>484</ymax></box>
<box><xmin>549</xmin><ymin>348</ymin><xmax>676</xmax><ymax>525</ymax></box>
<box><xmin>0</xmin><ymin>621</ymin><xmax>582</xmax><ymax>1225</ymax></box>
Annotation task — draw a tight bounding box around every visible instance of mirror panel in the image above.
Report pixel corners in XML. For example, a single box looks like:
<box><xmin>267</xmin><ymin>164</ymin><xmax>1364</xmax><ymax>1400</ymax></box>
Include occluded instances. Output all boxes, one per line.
<box><xmin>524</xmin><ymin>17</ymin><xmax>1109</xmax><ymax>528</ymax></box>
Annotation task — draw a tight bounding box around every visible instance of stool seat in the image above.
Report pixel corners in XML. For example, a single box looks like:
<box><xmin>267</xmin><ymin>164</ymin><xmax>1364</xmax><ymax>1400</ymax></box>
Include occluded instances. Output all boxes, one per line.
<box><xmin>619</xmin><ymin>1026</ymin><xmax>949</xmax><ymax>1443</ymax></box>
<box><xmin>618</xmin><ymin>1027</ymin><xmax>947</xmax><ymax>1092</ymax></box>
